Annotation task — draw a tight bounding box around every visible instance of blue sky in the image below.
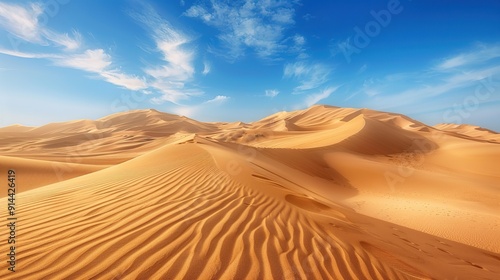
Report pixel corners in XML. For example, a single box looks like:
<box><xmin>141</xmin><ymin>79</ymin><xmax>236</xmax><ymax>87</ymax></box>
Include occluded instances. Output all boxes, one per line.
<box><xmin>1</xmin><ymin>0</ymin><xmax>499</xmax><ymax>130</ymax></box>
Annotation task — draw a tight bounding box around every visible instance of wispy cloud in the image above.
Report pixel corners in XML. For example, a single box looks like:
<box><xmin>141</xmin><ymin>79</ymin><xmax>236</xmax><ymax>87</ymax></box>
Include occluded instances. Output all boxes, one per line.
<box><xmin>0</xmin><ymin>2</ymin><xmax>43</xmax><ymax>43</ymax></box>
<box><xmin>303</xmin><ymin>86</ymin><xmax>339</xmax><ymax>108</ymax></box>
<box><xmin>0</xmin><ymin>2</ymin><xmax>81</xmax><ymax>50</ymax></box>
<box><xmin>284</xmin><ymin>61</ymin><xmax>332</xmax><ymax>93</ymax></box>
<box><xmin>359</xmin><ymin>43</ymin><xmax>500</xmax><ymax>112</ymax></box>
<box><xmin>265</xmin><ymin>89</ymin><xmax>279</xmax><ymax>98</ymax></box>
<box><xmin>185</xmin><ymin>0</ymin><xmax>299</xmax><ymax>59</ymax></box>
<box><xmin>204</xmin><ymin>95</ymin><xmax>229</xmax><ymax>104</ymax></box>
<box><xmin>54</xmin><ymin>49</ymin><xmax>111</xmax><ymax>72</ymax></box>
<box><xmin>0</xmin><ymin>1</ymin><xmax>220</xmax><ymax>109</ymax></box>
<box><xmin>289</xmin><ymin>34</ymin><xmax>307</xmax><ymax>57</ymax></box>
<box><xmin>171</xmin><ymin>95</ymin><xmax>229</xmax><ymax>117</ymax></box>
<box><xmin>42</xmin><ymin>29</ymin><xmax>82</xmax><ymax>51</ymax></box>
<box><xmin>132</xmin><ymin>3</ymin><xmax>199</xmax><ymax>103</ymax></box>
<box><xmin>202</xmin><ymin>60</ymin><xmax>211</xmax><ymax>75</ymax></box>
<box><xmin>436</xmin><ymin>43</ymin><xmax>500</xmax><ymax>71</ymax></box>
<box><xmin>99</xmin><ymin>71</ymin><xmax>147</xmax><ymax>91</ymax></box>
<box><xmin>53</xmin><ymin>49</ymin><xmax>147</xmax><ymax>90</ymax></box>
<box><xmin>0</xmin><ymin>48</ymin><xmax>58</xmax><ymax>59</ymax></box>
<box><xmin>0</xmin><ymin>3</ymin><xmax>146</xmax><ymax>91</ymax></box>
<box><xmin>0</xmin><ymin>48</ymin><xmax>147</xmax><ymax>91</ymax></box>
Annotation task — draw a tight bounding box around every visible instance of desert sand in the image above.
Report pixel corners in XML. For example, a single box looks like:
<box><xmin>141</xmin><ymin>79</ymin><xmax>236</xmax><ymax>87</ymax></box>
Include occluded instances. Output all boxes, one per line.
<box><xmin>1</xmin><ymin>105</ymin><xmax>499</xmax><ymax>279</ymax></box>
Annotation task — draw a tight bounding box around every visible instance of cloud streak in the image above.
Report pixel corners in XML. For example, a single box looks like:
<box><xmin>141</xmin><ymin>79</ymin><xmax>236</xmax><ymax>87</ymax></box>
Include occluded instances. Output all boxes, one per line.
<box><xmin>54</xmin><ymin>49</ymin><xmax>147</xmax><ymax>90</ymax></box>
<box><xmin>204</xmin><ymin>95</ymin><xmax>229</xmax><ymax>104</ymax></box>
<box><xmin>436</xmin><ymin>43</ymin><xmax>500</xmax><ymax>71</ymax></box>
<box><xmin>359</xmin><ymin>44</ymin><xmax>500</xmax><ymax>112</ymax></box>
<box><xmin>0</xmin><ymin>48</ymin><xmax>58</xmax><ymax>59</ymax></box>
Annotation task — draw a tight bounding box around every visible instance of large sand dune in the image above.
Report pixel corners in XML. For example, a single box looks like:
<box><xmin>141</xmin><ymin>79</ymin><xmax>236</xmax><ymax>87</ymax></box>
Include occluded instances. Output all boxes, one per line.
<box><xmin>1</xmin><ymin>105</ymin><xmax>499</xmax><ymax>279</ymax></box>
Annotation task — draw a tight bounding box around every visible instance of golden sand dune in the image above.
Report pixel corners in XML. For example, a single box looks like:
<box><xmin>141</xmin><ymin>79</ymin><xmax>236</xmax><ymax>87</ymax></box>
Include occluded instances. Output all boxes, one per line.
<box><xmin>0</xmin><ymin>156</ymin><xmax>105</xmax><ymax>196</ymax></box>
<box><xmin>1</xmin><ymin>105</ymin><xmax>499</xmax><ymax>279</ymax></box>
<box><xmin>434</xmin><ymin>123</ymin><xmax>500</xmax><ymax>143</ymax></box>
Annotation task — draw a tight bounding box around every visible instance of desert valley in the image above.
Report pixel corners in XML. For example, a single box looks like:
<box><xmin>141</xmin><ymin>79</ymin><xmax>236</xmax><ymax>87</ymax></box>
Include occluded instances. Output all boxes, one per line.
<box><xmin>0</xmin><ymin>105</ymin><xmax>499</xmax><ymax>279</ymax></box>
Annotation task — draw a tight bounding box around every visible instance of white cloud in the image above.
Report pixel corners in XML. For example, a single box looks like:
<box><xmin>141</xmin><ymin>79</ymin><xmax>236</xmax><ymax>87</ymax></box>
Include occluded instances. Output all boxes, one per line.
<box><xmin>185</xmin><ymin>0</ymin><xmax>299</xmax><ymax>59</ymax></box>
<box><xmin>345</xmin><ymin>43</ymin><xmax>500</xmax><ymax>113</ymax></box>
<box><xmin>150</xmin><ymin>83</ymin><xmax>202</xmax><ymax>104</ymax></box>
<box><xmin>54</xmin><ymin>49</ymin><xmax>111</xmax><ymax>72</ymax></box>
<box><xmin>288</xmin><ymin>34</ymin><xmax>307</xmax><ymax>57</ymax></box>
<box><xmin>0</xmin><ymin>48</ymin><xmax>58</xmax><ymax>59</ymax></box>
<box><xmin>100</xmin><ymin>71</ymin><xmax>147</xmax><ymax>91</ymax></box>
<box><xmin>284</xmin><ymin>61</ymin><xmax>332</xmax><ymax>92</ymax></box>
<box><xmin>284</xmin><ymin>61</ymin><xmax>307</xmax><ymax>77</ymax></box>
<box><xmin>0</xmin><ymin>47</ymin><xmax>147</xmax><ymax>91</ymax></box>
<box><xmin>54</xmin><ymin>49</ymin><xmax>147</xmax><ymax>91</ymax></box>
<box><xmin>0</xmin><ymin>3</ymin><xmax>145</xmax><ymax>92</ymax></box>
<box><xmin>0</xmin><ymin>2</ymin><xmax>81</xmax><ymax>50</ymax></box>
<box><xmin>184</xmin><ymin>5</ymin><xmax>212</xmax><ymax>22</ymax></box>
<box><xmin>202</xmin><ymin>60</ymin><xmax>211</xmax><ymax>75</ymax></box>
<box><xmin>0</xmin><ymin>2</ymin><xmax>43</xmax><ymax>43</ymax></box>
<box><xmin>436</xmin><ymin>43</ymin><xmax>500</xmax><ymax>70</ymax></box>
<box><xmin>0</xmin><ymin>2</ymin><xmax>238</xmax><ymax>106</ymax></box>
<box><xmin>42</xmin><ymin>29</ymin><xmax>82</xmax><ymax>51</ymax></box>
<box><xmin>205</xmin><ymin>95</ymin><xmax>229</xmax><ymax>104</ymax></box>
<box><xmin>304</xmin><ymin>86</ymin><xmax>339</xmax><ymax>107</ymax></box>
<box><xmin>367</xmin><ymin>66</ymin><xmax>500</xmax><ymax>111</ymax></box>
<box><xmin>293</xmin><ymin>34</ymin><xmax>305</xmax><ymax>46</ymax></box>
<box><xmin>132</xmin><ymin>3</ymin><xmax>199</xmax><ymax>103</ymax></box>
<box><xmin>172</xmin><ymin>105</ymin><xmax>196</xmax><ymax>117</ymax></box>
<box><xmin>265</xmin><ymin>89</ymin><xmax>279</xmax><ymax>97</ymax></box>
<box><xmin>170</xmin><ymin>95</ymin><xmax>230</xmax><ymax>118</ymax></box>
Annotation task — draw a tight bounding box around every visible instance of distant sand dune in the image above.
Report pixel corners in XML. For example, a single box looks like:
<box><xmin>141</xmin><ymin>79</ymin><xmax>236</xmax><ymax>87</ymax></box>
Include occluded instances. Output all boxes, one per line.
<box><xmin>1</xmin><ymin>105</ymin><xmax>499</xmax><ymax>279</ymax></box>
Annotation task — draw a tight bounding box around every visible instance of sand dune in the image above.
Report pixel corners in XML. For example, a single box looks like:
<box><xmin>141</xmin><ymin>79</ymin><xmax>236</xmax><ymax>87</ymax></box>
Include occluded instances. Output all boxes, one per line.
<box><xmin>1</xmin><ymin>105</ymin><xmax>499</xmax><ymax>279</ymax></box>
<box><xmin>435</xmin><ymin>123</ymin><xmax>500</xmax><ymax>143</ymax></box>
<box><xmin>0</xmin><ymin>156</ymin><xmax>105</xmax><ymax>196</ymax></box>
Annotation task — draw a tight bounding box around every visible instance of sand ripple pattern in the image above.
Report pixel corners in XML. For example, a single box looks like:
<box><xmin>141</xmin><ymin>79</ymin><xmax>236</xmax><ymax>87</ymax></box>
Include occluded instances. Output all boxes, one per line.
<box><xmin>0</xmin><ymin>144</ymin><xmax>422</xmax><ymax>280</ymax></box>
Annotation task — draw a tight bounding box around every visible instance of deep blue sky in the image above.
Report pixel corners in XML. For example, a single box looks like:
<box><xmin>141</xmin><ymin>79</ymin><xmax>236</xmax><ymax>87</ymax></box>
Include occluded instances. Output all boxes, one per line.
<box><xmin>1</xmin><ymin>0</ymin><xmax>499</xmax><ymax>130</ymax></box>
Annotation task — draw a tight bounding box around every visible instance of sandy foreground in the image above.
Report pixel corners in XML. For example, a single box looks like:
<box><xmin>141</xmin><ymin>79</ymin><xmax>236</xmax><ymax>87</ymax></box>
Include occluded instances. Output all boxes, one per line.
<box><xmin>0</xmin><ymin>105</ymin><xmax>499</xmax><ymax>279</ymax></box>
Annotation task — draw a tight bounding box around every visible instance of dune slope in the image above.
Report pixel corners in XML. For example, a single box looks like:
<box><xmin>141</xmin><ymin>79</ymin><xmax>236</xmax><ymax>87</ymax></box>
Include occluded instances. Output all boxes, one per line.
<box><xmin>1</xmin><ymin>105</ymin><xmax>499</xmax><ymax>279</ymax></box>
<box><xmin>1</xmin><ymin>141</ymin><xmax>499</xmax><ymax>279</ymax></box>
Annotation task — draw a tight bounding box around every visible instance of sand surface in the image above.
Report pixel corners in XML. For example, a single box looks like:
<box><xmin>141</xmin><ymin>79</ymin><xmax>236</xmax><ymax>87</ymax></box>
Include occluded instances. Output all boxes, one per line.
<box><xmin>1</xmin><ymin>105</ymin><xmax>499</xmax><ymax>279</ymax></box>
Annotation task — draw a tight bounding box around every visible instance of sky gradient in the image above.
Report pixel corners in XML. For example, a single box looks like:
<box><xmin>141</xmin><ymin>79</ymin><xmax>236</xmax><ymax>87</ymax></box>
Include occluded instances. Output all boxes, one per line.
<box><xmin>1</xmin><ymin>0</ymin><xmax>499</xmax><ymax>130</ymax></box>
